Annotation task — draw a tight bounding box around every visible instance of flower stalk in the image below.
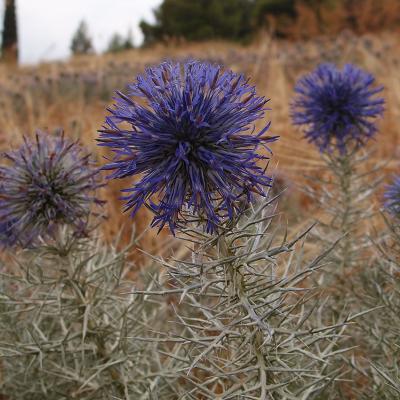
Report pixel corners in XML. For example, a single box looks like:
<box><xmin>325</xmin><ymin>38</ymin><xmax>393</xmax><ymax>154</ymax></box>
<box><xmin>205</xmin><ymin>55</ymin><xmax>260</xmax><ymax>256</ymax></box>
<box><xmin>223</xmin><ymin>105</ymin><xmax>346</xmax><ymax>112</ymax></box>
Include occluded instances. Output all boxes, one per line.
<box><xmin>132</xmin><ymin>197</ymin><xmax>350</xmax><ymax>398</ymax></box>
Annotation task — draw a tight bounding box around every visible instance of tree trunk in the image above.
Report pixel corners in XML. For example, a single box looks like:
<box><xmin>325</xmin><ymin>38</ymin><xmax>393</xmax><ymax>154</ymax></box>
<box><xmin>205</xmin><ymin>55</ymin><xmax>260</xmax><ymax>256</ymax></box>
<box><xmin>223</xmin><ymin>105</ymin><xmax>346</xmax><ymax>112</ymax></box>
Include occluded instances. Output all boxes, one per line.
<box><xmin>1</xmin><ymin>0</ymin><xmax>18</xmax><ymax>64</ymax></box>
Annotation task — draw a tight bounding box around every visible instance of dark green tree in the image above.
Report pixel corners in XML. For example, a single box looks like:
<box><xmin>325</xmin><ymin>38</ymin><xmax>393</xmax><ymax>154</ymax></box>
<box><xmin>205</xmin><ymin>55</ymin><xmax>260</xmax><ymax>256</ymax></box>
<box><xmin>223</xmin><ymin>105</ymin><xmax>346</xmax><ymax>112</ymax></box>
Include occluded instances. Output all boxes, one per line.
<box><xmin>70</xmin><ymin>20</ymin><xmax>94</xmax><ymax>55</ymax></box>
<box><xmin>140</xmin><ymin>0</ymin><xmax>348</xmax><ymax>44</ymax></box>
<box><xmin>140</xmin><ymin>0</ymin><xmax>254</xmax><ymax>45</ymax></box>
<box><xmin>1</xmin><ymin>0</ymin><xmax>18</xmax><ymax>64</ymax></box>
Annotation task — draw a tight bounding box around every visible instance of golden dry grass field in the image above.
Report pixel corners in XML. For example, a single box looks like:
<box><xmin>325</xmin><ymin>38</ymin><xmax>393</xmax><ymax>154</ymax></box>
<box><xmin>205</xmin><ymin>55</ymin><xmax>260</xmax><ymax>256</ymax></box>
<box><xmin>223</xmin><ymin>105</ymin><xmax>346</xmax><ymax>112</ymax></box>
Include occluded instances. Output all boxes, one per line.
<box><xmin>0</xmin><ymin>30</ymin><xmax>398</xmax><ymax>260</ymax></box>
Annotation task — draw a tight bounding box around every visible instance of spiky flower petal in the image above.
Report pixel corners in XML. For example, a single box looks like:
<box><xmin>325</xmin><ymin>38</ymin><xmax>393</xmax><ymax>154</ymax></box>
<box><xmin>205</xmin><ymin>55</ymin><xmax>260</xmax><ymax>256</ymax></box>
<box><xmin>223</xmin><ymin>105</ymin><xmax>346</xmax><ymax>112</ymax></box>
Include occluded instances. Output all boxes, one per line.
<box><xmin>0</xmin><ymin>132</ymin><xmax>103</xmax><ymax>247</ymax></box>
<box><xmin>291</xmin><ymin>63</ymin><xmax>384</xmax><ymax>153</ymax></box>
<box><xmin>98</xmin><ymin>60</ymin><xmax>276</xmax><ymax>234</ymax></box>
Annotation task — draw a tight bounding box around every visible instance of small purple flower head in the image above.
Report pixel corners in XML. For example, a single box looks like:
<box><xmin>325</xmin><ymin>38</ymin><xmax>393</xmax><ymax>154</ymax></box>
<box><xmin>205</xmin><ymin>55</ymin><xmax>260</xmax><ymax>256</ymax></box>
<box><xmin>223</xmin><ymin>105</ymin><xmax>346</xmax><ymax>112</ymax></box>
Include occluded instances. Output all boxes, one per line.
<box><xmin>98</xmin><ymin>60</ymin><xmax>276</xmax><ymax>234</ymax></box>
<box><xmin>384</xmin><ymin>175</ymin><xmax>400</xmax><ymax>219</ymax></box>
<box><xmin>291</xmin><ymin>63</ymin><xmax>384</xmax><ymax>154</ymax></box>
<box><xmin>0</xmin><ymin>131</ymin><xmax>103</xmax><ymax>247</ymax></box>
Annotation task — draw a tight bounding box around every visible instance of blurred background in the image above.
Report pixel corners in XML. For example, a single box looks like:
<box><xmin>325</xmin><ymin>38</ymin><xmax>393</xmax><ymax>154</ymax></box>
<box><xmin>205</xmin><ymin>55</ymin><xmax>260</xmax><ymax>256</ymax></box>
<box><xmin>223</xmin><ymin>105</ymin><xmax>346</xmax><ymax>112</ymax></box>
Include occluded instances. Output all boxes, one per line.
<box><xmin>0</xmin><ymin>0</ymin><xmax>398</xmax><ymax>252</ymax></box>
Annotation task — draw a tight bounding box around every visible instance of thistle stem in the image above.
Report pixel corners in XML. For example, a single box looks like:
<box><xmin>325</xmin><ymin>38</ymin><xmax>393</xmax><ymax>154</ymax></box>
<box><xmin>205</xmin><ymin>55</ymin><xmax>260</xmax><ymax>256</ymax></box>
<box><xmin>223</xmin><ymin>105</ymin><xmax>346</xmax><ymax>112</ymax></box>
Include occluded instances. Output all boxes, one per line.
<box><xmin>218</xmin><ymin>235</ymin><xmax>271</xmax><ymax>398</ymax></box>
<box><xmin>337</xmin><ymin>153</ymin><xmax>353</xmax><ymax>274</ymax></box>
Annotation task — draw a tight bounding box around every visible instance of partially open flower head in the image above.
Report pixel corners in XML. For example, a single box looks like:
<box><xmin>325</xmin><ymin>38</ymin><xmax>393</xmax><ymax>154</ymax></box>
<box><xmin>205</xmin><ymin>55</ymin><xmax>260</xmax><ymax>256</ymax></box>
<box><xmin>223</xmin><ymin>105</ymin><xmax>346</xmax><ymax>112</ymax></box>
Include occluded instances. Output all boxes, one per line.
<box><xmin>99</xmin><ymin>60</ymin><xmax>276</xmax><ymax>234</ymax></box>
<box><xmin>291</xmin><ymin>63</ymin><xmax>384</xmax><ymax>154</ymax></box>
<box><xmin>384</xmin><ymin>175</ymin><xmax>400</xmax><ymax>220</ymax></box>
<box><xmin>0</xmin><ymin>131</ymin><xmax>103</xmax><ymax>247</ymax></box>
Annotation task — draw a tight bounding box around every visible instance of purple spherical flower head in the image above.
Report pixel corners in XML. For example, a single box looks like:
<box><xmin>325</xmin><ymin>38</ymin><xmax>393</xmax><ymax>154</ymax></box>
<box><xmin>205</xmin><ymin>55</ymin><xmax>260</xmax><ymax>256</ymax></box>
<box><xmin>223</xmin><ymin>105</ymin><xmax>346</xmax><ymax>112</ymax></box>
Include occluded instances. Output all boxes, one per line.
<box><xmin>291</xmin><ymin>63</ymin><xmax>384</xmax><ymax>154</ymax></box>
<box><xmin>0</xmin><ymin>131</ymin><xmax>104</xmax><ymax>247</ymax></box>
<box><xmin>384</xmin><ymin>175</ymin><xmax>400</xmax><ymax>219</ymax></box>
<box><xmin>98</xmin><ymin>60</ymin><xmax>277</xmax><ymax>234</ymax></box>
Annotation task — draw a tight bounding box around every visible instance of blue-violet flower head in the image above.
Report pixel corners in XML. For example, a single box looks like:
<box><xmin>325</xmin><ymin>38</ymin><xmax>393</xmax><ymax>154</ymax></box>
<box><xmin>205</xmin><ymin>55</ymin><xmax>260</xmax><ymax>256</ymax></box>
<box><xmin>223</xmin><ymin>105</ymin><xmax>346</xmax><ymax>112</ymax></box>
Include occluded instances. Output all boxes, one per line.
<box><xmin>384</xmin><ymin>175</ymin><xmax>400</xmax><ymax>219</ymax></box>
<box><xmin>0</xmin><ymin>131</ymin><xmax>103</xmax><ymax>247</ymax></box>
<box><xmin>291</xmin><ymin>63</ymin><xmax>384</xmax><ymax>154</ymax></box>
<box><xmin>98</xmin><ymin>60</ymin><xmax>276</xmax><ymax>234</ymax></box>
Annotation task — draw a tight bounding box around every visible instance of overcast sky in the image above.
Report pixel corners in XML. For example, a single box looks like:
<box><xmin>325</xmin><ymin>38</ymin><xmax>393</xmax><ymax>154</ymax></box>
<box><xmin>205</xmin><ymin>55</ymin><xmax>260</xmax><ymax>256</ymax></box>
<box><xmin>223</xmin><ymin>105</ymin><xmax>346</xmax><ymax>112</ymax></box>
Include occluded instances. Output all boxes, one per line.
<box><xmin>0</xmin><ymin>0</ymin><xmax>162</xmax><ymax>64</ymax></box>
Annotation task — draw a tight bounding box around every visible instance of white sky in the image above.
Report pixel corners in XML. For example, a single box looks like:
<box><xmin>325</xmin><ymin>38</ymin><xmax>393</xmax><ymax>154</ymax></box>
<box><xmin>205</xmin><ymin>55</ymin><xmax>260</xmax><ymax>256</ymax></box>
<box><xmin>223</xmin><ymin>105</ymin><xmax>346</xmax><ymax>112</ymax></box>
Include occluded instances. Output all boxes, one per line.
<box><xmin>0</xmin><ymin>0</ymin><xmax>162</xmax><ymax>64</ymax></box>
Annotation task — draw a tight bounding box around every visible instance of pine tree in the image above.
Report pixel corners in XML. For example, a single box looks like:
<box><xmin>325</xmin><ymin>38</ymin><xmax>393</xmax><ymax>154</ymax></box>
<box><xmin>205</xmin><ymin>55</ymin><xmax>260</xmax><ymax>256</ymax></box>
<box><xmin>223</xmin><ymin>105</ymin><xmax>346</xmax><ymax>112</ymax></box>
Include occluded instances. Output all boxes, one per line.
<box><xmin>70</xmin><ymin>20</ymin><xmax>94</xmax><ymax>56</ymax></box>
<box><xmin>140</xmin><ymin>0</ymin><xmax>254</xmax><ymax>45</ymax></box>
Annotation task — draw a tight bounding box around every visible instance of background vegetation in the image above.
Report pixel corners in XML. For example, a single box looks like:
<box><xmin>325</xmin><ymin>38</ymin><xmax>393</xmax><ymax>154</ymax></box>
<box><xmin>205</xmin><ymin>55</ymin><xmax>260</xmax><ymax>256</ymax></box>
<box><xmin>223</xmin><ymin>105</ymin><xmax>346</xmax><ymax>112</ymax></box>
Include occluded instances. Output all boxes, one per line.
<box><xmin>140</xmin><ymin>0</ymin><xmax>400</xmax><ymax>44</ymax></box>
<box><xmin>0</xmin><ymin>29</ymin><xmax>398</xmax><ymax>257</ymax></box>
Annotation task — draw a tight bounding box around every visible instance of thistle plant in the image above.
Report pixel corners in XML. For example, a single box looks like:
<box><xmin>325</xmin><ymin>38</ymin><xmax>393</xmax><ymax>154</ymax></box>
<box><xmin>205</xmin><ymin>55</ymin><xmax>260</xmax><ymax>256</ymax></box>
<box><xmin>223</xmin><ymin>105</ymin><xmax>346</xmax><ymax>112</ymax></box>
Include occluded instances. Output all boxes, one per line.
<box><xmin>0</xmin><ymin>132</ymin><xmax>176</xmax><ymax>399</ymax></box>
<box><xmin>0</xmin><ymin>131</ymin><xmax>104</xmax><ymax>247</ymax></box>
<box><xmin>351</xmin><ymin>187</ymin><xmax>400</xmax><ymax>399</ymax></box>
<box><xmin>0</xmin><ymin>229</ymin><xmax>170</xmax><ymax>399</ymax></box>
<box><xmin>95</xmin><ymin>60</ymin><xmax>352</xmax><ymax>399</ymax></box>
<box><xmin>291</xmin><ymin>63</ymin><xmax>384</xmax><ymax>275</ymax></box>
<box><xmin>291</xmin><ymin>64</ymin><xmax>390</xmax><ymax>395</ymax></box>
<box><xmin>133</xmin><ymin>197</ymin><xmax>353</xmax><ymax>399</ymax></box>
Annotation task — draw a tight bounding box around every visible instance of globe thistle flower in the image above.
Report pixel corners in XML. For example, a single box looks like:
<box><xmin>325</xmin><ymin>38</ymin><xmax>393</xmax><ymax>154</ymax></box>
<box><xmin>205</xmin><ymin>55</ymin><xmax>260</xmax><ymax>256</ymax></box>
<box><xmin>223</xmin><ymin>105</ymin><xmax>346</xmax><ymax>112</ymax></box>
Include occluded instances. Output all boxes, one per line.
<box><xmin>384</xmin><ymin>175</ymin><xmax>400</xmax><ymax>218</ymax></box>
<box><xmin>291</xmin><ymin>63</ymin><xmax>384</xmax><ymax>154</ymax></box>
<box><xmin>98</xmin><ymin>60</ymin><xmax>276</xmax><ymax>234</ymax></box>
<box><xmin>0</xmin><ymin>132</ymin><xmax>103</xmax><ymax>247</ymax></box>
